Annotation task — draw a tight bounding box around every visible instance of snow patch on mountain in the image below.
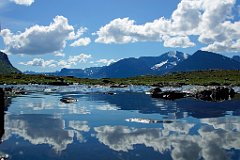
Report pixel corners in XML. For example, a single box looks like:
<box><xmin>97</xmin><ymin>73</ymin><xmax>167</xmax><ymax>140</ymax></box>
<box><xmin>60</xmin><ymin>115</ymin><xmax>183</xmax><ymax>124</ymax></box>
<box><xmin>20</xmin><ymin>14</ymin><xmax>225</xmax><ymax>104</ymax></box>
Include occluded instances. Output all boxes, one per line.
<box><xmin>170</xmin><ymin>62</ymin><xmax>177</xmax><ymax>66</ymax></box>
<box><xmin>151</xmin><ymin>60</ymin><xmax>168</xmax><ymax>70</ymax></box>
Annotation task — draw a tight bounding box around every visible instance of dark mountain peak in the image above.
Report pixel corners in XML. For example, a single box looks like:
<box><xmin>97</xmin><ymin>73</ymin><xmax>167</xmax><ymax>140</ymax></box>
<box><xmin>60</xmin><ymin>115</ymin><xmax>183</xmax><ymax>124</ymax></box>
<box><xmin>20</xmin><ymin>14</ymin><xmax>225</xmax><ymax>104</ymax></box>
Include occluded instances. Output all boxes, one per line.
<box><xmin>171</xmin><ymin>50</ymin><xmax>240</xmax><ymax>72</ymax></box>
<box><xmin>0</xmin><ymin>51</ymin><xmax>10</xmax><ymax>61</ymax></box>
<box><xmin>0</xmin><ymin>51</ymin><xmax>21</xmax><ymax>74</ymax></box>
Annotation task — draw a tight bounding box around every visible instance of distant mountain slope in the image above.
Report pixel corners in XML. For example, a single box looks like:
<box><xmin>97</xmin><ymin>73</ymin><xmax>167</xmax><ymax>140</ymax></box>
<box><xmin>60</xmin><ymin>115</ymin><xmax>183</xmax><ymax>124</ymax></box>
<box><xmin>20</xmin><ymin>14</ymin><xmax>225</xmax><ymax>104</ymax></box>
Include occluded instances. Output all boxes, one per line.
<box><xmin>93</xmin><ymin>51</ymin><xmax>188</xmax><ymax>78</ymax></box>
<box><xmin>58</xmin><ymin>68</ymin><xmax>85</xmax><ymax>77</ymax></box>
<box><xmin>57</xmin><ymin>51</ymin><xmax>188</xmax><ymax>78</ymax></box>
<box><xmin>233</xmin><ymin>55</ymin><xmax>240</xmax><ymax>63</ymax></box>
<box><xmin>58</xmin><ymin>67</ymin><xmax>103</xmax><ymax>78</ymax></box>
<box><xmin>171</xmin><ymin>50</ymin><xmax>240</xmax><ymax>72</ymax></box>
<box><xmin>0</xmin><ymin>51</ymin><xmax>21</xmax><ymax>74</ymax></box>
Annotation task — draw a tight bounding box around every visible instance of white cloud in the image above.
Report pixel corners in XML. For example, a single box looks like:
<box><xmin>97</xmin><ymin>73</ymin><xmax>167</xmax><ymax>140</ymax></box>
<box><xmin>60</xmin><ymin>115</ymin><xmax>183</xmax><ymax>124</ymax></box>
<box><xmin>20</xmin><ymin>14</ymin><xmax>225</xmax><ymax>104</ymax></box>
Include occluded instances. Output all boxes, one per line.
<box><xmin>163</xmin><ymin>36</ymin><xmax>195</xmax><ymax>48</ymax></box>
<box><xmin>70</xmin><ymin>37</ymin><xmax>91</xmax><ymax>47</ymax></box>
<box><xmin>20</xmin><ymin>53</ymin><xmax>92</xmax><ymax>68</ymax></box>
<box><xmin>10</xmin><ymin>0</ymin><xmax>34</xmax><ymax>6</ymax></box>
<box><xmin>96</xmin><ymin>59</ymin><xmax>116</xmax><ymax>66</ymax></box>
<box><xmin>95</xmin><ymin>0</ymin><xmax>239</xmax><ymax>52</ymax></box>
<box><xmin>54</xmin><ymin>51</ymin><xmax>65</xmax><ymax>57</ymax></box>
<box><xmin>69</xmin><ymin>27</ymin><xmax>88</xmax><ymax>40</ymax></box>
<box><xmin>19</xmin><ymin>58</ymin><xmax>57</xmax><ymax>68</ymax></box>
<box><xmin>57</xmin><ymin>60</ymin><xmax>71</xmax><ymax>68</ymax></box>
<box><xmin>69</xmin><ymin>27</ymin><xmax>91</xmax><ymax>47</ymax></box>
<box><xmin>0</xmin><ymin>16</ymin><xmax>90</xmax><ymax>55</ymax></box>
<box><xmin>67</xmin><ymin>53</ymin><xmax>92</xmax><ymax>65</ymax></box>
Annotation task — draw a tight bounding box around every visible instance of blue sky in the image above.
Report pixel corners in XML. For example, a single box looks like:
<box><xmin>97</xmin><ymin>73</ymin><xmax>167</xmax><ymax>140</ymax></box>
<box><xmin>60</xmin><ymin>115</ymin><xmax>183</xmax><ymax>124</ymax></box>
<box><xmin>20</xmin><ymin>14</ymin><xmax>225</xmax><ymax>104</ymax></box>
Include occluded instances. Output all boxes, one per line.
<box><xmin>0</xmin><ymin>0</ymin><xmax>239</xmax><ymax>72</ymax></box>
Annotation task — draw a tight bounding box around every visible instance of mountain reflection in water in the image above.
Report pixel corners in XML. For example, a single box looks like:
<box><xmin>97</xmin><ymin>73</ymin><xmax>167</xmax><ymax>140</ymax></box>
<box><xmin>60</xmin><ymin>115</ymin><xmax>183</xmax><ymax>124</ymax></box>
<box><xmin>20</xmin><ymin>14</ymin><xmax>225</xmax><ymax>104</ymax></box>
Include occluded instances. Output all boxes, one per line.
<box><xmin>0</xmin><ymin>86</ymin><xmax>239</xmax><ymax>160</ymax></box>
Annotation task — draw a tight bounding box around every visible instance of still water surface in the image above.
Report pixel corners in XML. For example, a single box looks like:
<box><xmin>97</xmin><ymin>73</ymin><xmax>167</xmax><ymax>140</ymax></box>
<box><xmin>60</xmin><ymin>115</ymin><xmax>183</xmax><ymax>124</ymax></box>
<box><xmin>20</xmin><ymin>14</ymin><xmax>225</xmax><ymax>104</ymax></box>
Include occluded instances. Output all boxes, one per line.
<box><xmin>0</xmin><ymin>85</ymin><xmax>240</xmax><ymax>160</ymax></box>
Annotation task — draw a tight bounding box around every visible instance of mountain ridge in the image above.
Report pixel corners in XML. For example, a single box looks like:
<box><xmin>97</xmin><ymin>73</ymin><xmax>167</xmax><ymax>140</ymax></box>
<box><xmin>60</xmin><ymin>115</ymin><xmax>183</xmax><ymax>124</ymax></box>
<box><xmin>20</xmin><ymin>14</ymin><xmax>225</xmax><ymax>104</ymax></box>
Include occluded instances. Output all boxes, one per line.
<box><xmin>0</xmin><ymin>51</ymin><xmax>21</xmax><ymax>74</ymax></box>
<box><xmin>20</xmin><ymin>50</ymin><xmax>240</xmax><ymax>78</ymax></box>
<box><xmin>171</xmin><ymin>50</ymin><xmax>240</xmax><ymax>72</ymax></box>
<box><xmin>58</xmin><ymin>51</ymin><xmax>188</xmax><ymax>78</ymax></box>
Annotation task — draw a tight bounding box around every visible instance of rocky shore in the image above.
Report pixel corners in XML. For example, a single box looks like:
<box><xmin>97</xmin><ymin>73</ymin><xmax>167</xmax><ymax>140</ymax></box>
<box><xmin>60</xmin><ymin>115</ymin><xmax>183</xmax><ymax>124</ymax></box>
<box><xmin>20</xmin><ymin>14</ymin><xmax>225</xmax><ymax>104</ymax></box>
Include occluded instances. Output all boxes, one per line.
<box><xmin>148</xmin><ymin>86</ymin><xmax>237</xmax><ymax>102</ymax></box>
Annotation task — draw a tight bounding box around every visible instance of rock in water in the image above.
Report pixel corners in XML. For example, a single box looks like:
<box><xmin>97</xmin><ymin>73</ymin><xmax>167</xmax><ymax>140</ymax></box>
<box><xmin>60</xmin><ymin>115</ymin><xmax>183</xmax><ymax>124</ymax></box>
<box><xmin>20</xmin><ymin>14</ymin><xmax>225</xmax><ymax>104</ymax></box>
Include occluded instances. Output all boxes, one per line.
<box><xmin>148</xmin><ymin>87</ymin><xmax>186</xmax><ymax>100</ymax></box>
<box><xmin>148</xmin><ymin>87</ymin><xmax>162</xmax><ymax>95</ymax></box>
<box><xmin>60</xmin><ymin>97</ymin><xmax>78</xmax><ymax>103</ymax></box>
<box><xmin>196</xmin><ymin>87</ymin><xmax>235</xmax><ymax>101</ymax></box>
<box><xmin>151</xmin><ymin>91</ymin><xmax>186</xmax><ymax>100</ymax></box>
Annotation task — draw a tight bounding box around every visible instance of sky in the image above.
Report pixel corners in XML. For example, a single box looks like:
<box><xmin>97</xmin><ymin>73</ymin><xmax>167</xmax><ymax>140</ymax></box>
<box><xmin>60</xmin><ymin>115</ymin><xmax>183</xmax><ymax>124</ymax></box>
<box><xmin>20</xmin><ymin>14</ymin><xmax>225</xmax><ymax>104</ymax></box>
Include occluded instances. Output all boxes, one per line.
<box><xmin>0</xmin><ymin>0</ymin><xmax>239</xmax><ymax>72</ymax></box>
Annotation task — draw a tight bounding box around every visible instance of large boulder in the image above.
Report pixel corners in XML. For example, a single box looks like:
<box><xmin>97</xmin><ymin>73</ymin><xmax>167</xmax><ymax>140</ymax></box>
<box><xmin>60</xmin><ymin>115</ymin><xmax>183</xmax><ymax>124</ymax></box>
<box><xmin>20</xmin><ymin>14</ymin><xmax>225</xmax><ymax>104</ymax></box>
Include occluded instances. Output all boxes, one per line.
<box><xmin>196</xmin><ymin>87</ymin><xmax>235</xmax><ymax>101</ymax></box>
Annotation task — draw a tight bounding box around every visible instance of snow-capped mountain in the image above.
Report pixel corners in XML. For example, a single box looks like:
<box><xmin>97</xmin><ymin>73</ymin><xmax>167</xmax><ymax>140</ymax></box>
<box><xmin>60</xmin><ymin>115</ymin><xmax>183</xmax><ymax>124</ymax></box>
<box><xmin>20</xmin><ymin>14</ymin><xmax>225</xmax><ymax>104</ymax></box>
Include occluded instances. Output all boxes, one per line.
<box><xmin>58</xmin><ymin>51</ymin><xmax>189</xmax><ymax>78</ymax></box>
<box><xmin>151</xmin><ymin>51</ymin><xmax>188</xmax><ymax>72</ymax></box>
<box><xmin>38</xmin><ymin>50</ymin><xmax>240</xmax><ymax>78</ymax></box>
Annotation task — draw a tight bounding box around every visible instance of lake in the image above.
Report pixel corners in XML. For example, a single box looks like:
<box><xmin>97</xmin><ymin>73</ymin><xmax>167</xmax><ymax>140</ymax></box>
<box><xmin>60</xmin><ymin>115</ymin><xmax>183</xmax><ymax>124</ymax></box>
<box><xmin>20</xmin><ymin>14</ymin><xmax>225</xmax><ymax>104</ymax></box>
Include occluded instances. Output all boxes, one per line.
<box><xmin>0</xmin><ymin>85</ymin><xmax>240</xmax><ymax>160</ymax></box>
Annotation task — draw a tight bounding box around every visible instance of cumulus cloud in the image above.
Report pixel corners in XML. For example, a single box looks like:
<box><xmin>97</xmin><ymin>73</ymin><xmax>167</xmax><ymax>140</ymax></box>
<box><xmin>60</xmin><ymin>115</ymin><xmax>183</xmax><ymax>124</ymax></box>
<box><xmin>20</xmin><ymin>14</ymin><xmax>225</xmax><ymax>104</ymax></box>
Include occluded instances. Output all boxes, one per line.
<box><xmin>96</xmin><ymin>59</ymin><xmax>116</xmax><ymax>66</ymax></box>
<box><xmin>19</xmin><ymin>53</ymin><xmax>92</xmax><ymax>68</ymax></box>
<box><xmin>69</xmin><ymin>27</ymin><xmax>88</xmax><ymax>40</ymax></box>
<box><xmin>10</xmin><ymin>0</ymin><xmax>34</xmax><ymax>6</ymax></box>
<box><xmin>67</xmin><ymin>54</ymin><xmax>92</xmax><ymax>64</ymax></box>
<box><xmin>163</xmin><ymin>36</ymin><xmax>195</xmax><ymax>48</ymax></box>
<box><xmin>0</xmin><ymin>16</ymin><xmax>90</xmax><ymax>55</ymax></box>
<box><xmin>70</xmin><ymin>37</ymin><xmax>91</xmax><ymax>47</ymax></box>
<box><xmin>19</xmin><ymin>58</ymin><xmax>57</xmax><ymax>68</ymax></box>
<box><xmin>69</xmin><ymin>27</ymin><xmax>91</xmax><ymax>47</ymax></box>
<box><xmin>54</xmin><ymin>51</ymin><xmax>65</xmax><ymax>57</ymax></box>
<box><xmin>95</xmin><ymin>0</ymin><xmax>239</xmax><ymax>52</ymax></box>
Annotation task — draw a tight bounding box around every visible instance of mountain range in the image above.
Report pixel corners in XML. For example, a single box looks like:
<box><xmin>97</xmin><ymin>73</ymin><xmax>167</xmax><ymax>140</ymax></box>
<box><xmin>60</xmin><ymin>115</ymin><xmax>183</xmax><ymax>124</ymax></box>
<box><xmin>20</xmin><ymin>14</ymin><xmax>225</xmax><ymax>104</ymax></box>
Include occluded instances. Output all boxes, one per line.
<box><xmin>0</xmin><ymin>50</ymin><xmax>239</xmax><ymax>78</ymax></box>
<box><xmin>57</xmin><ymin>50</ymin><xmax>240</xmax><ymax>78</ymax></box>
<box><xmin>0</xmin><ymin>51</ymin><xmax>21</xmax><ymax>74</ymax></box>
<box><xmin>58</xmin><ymin>51</ymin><xmax>189</xmax><ymax>78</ymax></box>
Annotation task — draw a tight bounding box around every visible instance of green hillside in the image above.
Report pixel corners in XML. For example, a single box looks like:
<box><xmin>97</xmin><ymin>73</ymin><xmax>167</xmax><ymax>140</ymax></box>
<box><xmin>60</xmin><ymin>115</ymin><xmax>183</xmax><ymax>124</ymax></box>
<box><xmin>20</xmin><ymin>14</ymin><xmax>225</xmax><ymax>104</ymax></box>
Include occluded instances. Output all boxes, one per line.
<box><xmin>0</xmin><ymin>51</ymin><xmax>21</xmax><ymax>74</ymax></box>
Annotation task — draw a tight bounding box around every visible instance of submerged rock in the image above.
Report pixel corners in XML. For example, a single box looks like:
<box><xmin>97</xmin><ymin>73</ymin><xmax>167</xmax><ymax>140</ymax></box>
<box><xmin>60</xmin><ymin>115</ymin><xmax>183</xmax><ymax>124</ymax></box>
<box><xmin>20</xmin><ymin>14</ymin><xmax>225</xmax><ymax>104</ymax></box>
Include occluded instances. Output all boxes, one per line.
<box><xmin>60</xmin><ymin>97</ymin><xmax>78</xmax><ymax>103</ymax></box>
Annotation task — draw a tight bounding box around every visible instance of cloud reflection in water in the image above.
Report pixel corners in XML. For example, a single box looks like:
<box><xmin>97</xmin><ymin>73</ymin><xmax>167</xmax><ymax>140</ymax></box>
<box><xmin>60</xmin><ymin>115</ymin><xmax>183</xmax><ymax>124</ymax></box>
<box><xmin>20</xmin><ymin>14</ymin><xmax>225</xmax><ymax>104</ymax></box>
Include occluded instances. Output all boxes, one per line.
<box><xmin>3</xmin><ymin>115</ymin><xmax>90</xmax><ymax>153</ymax></box>
<box><xmin>94</xmin><ymin>118</ymin><xmax>240</xmax><ymax>160</ymax></box>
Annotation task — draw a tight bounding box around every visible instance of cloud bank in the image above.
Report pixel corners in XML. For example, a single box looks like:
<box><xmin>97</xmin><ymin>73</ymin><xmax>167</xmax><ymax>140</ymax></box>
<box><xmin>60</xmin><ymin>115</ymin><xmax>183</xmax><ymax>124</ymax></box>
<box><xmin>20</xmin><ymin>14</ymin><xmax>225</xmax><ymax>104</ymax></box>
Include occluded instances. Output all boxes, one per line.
<box><xmin>1</xmin><ymin>16</ymin><xmax>90</xmax><ymax>55</ymax></box>
<box><xmin>95</xmin><ymin>0</ymin><xmax>239</xmax><ymax>52</ymax></box>
<box><xmin>20</xmin><ymin>53</ymin><xmax>92</xmax><ymax>68</ymax></box>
